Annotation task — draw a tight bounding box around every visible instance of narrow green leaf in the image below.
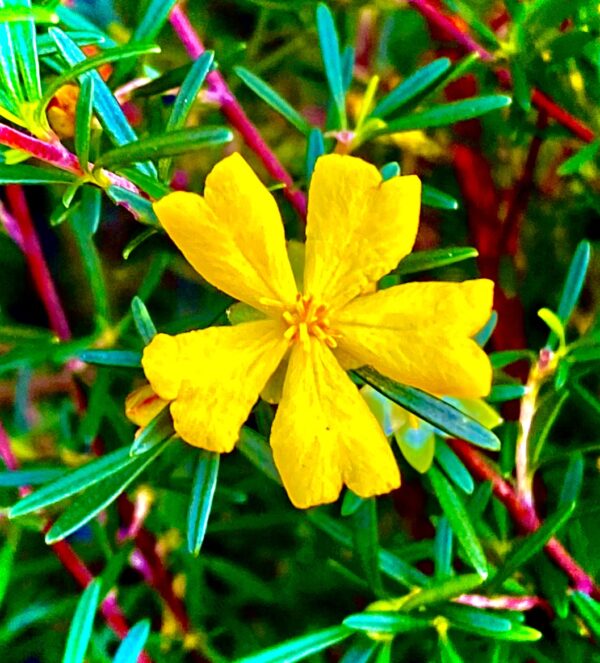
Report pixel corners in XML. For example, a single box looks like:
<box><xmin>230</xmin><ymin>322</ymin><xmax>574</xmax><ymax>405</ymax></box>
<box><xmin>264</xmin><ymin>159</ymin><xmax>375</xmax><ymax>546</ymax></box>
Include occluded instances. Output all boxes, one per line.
<box><xmin>437</xmin><ymin>605</ymin><xmax>512</xmax><ymax>633</ymax></box>
<box><xmin>74</xmin><ymin>76</ymin><xmax>94</xmax><ymax>172</ymax></box>
<box><xmin>10</xmin><ymin>0</ymin><xmax>42</xmax><ymax>102</ymax></box>
<box><xmin>158</xmin><ymin>51</ymin><xmax>215</xmax><ymax>180</ymax></box>
<box><xmin>0</xmin><ymin>468</ymin><xmax>64</xmax><ymax>487</ymax></box>
<box><xmin>131</xmin><ymin>296</ymin><xmax>156</xmax><ymax>344</ymax></box>
<box><xmin>316</xmin><ymin>3</ymin><xmax>346</xmax><ymax>129</ymax></box>
<box><xmin>62</xmin><ymin>580</ymin><xmax>100</xmax><ymax>663</ymax></box>
<box><xmin>428</xmin><ymin>467</ymin><xmax>487</xmax><ymax>576</ymax></box>
<box><xmin>487</xmin><ymin>501</ymin><xmax>575</xmax><ymax>591</ymax></box>
<box><xmin>435</xmin><ymin>437</ymin><xmax>475</xmax><ymax>495</ymax></box>
<box><xmin>422</xmin><ymin>184</ymin><xmax>459</xmax><ymax>210</ymax></box>
<box><xmin>351</xmin><ymin>498</ymin><xmax>382</xmax><ymax>594</ymax></box>
<box><xmin>187</xmin><ymin>450</ymin><xmax>220</xmax><ymax>556</ymax></box>
<box><xmin>236</xmin><ymin>66</ymin><xmax>311</xmax><ymax>135</ymax></box>
<box><xmin>558</xmin><ymin>141</ymin><xmax>600</xmax><ymax>176</ymax></box>
<box><xmin>45</xmin><ymin>442</ymin><xmax>169</xmax><ymax>543</ymax></box>
<box><xmin>381</xmin><ymin>96</ymin><xmax>511</xmax><ymax>133</ymax></box>
<box><xmin>538</xmin><ymin>308</ymin><xmax>565</xmax><ymax>349</ymax></box>
<box><xmin>113</xmin><ymin>620</ymin><xmax>151</xmax><ymax>663</ymax></box>
<box><xmin>343</xmin><ymin>612</ymin><xmax>431</xmax><ymax>634</ymax></box>
<box><xmin>0</xmin><ymin>5</ymin><xmax>57</xmax><ymax>23</ymax></box>
<box><xmin>305</xmin><ymin>128</ymin><xmax>325</xmax><ymax>182</ymax></box>
<box><xmin>559</xmin><ymin>452</ymin><xmax>584</xmax><ymax>505</ymax></box>
<box><xmin>474</xmin><ymin>311</ymin><xmax>497</xmax><ymax>347</ymax></box>
<box><xmin>510</xmin><ymin>56</ymin><xmax>531</xmax><ymax>112</ymax></box>
<box><xmin>434</xmin><ymin>516</ymin><xmax>453</xmax><ymax>579</ymax></box>
<box><xmin>40</xmin><ymin>42</ymin><xmax>161</xmax><ymax>113</ymax></box>
<box><xmin>397</xmin><ymin>247</ymin><xmax>478</xmax><ymax>275</ymax></box>
<box><xmin>106</xmin><ymin>186</ymin><xmax>160</xmax><ymax>226</ymax></box>
<box><xmin>487</xmin><ymin>384</ymin><xmax>528</xmax><ymax>403</ymax></box>
<box><xmin>490</xmin><ymin>350</ymin><xmax>535</xmax><ymax>368</ymax></box>
<box><xmin>96</xmin><ymin>127</ymin><xmax>232</xmax><ymax>170</ymax></box>
<box><xmin>356</xmin><ymin>367</ymin><xmax>500</xmax><ymax>451</ymax></box>
<box><xmin>371</xmin><ymin>58</ymin><xmax>451</xmax><ymax>118</ymax></box>
<box><xmin>339</xmin><ymin>640</ymin><xmax>378</xmax><ymax>663</ymax></box>
<box><xmin>234</xmin><ymin>625</ymin><xmax>351</xmax><ymax>663</ymax></box>
<box><xmin>0</xmin><ymin>164</ymin><xmax>76</xmax><ymax>184</ymax></box>
<box><xmin>340</xmin><ymin>45</ymin><xmax>355</xmax><ymax>91</ymax></box>
<box><xmin>238</xmin><ymin>427</ymin><xmax>281</xmax><ymax>484</ymax></box>
<box><xmin>341</xmin><ymin>490</ymin><xmax>365</xmax><ymax>517</ymax></box>
<box><xmin>438</xmin><ymin>635</ymin><xmax>464</xmax><ymax>663</ymax></box>
<box><xmin>79</xmin><ymin>349</ymin><xmax>141</xmax><ymax>367</ymax></box>
<box><xmin>123</xmin><ymin>228</ymin><xmax>159</xmax><ymax>259</ymax></box>
<box><xmin>130</xmin><ymin>408</ymin><xmax>174</xmax><ymax>456</ymax></box>
<box><xmin>10</xmin><ymin>448</ymin><xmax>132</xmax><ymax>517</ymax></box>
<box><xmin>37</xmin><ymin>31</ymin><xmax>106</xmax><ymax>56</ymax></box>
<box><xmin>400</xmin><ymin>573</ymin><xmax>485</xmax><ymax>611</ymax></box>
<box><xmin>571</xmin><ymin>592</ymin><xmax>600</xmax><ymax>641</ymax></box>
<box><xmin>0</xmin><ymin>543</ymin><xmax>13</xmax><ymax>610</ymax></box>
<box><xmin>0</xmin><ymin>2</ymin><xmax>24</xmax><ymax>106</ymax></box>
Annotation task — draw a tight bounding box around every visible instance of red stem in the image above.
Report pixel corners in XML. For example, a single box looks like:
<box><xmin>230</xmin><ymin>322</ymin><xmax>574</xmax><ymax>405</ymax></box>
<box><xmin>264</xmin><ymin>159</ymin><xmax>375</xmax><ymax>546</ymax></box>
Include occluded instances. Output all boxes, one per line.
<box><xmin>5</xmin><ymin>184</ymin><xmax>72</xmax><ymax>341</ymax></box>
<box><xmin>408</xmin><ymin>0</ymin><xmax>595</xmax><ymax>143</ymax></box>
<box><xmin>169</xmin><ymin>4</ymin><xmax>308</xmax><ymax>220</ymax></box>
<box><xmin>448</xmin><ymin>439</ymin><xmax>599</xmax><ymax>597</ymax></box>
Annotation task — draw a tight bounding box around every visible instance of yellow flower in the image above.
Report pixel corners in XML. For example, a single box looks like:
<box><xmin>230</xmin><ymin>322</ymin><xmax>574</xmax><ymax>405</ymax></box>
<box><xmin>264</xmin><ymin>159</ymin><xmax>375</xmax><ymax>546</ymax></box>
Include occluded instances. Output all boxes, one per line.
<box><xmin>140</xmin><ymin>152</ymin><xmax>493</xmax><ymax>509</ymax></box>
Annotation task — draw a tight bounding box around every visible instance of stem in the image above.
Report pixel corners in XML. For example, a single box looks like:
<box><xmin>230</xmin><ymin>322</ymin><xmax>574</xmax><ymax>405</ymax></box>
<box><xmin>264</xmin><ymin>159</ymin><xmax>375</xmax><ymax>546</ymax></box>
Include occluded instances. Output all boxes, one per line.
<box><xmin>448</xmin><ymin>438</ymin><xmax>599</xmax><ymax>597</ymax></box>
<box><xmin>408</xmin><ymin>0</ymin><xmax>596</xmax><ymax>143</ymax></box>
<box><xmin>169</xmin><ymin>3</ymin><xmax>308</xmax><ymax>220</ymax></box>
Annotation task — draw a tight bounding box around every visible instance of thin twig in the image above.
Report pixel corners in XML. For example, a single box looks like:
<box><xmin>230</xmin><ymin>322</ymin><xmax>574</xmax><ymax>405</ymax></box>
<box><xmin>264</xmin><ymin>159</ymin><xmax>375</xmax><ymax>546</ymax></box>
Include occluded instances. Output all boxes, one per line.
<box><xmin>169</xmin><ymin>3</ymin><xmax>308</xmax><ymax>220</ymax></box>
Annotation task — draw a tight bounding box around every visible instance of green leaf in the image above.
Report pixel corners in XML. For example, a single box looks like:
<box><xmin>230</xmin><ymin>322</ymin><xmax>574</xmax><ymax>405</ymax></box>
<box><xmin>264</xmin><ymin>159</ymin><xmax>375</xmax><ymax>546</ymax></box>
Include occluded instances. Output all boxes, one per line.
<box><xmin>235</xmin><ymin>66</ymin><xmax>311</xmax><ymax>135</ymax></box>
<box><xmin>371</xmin><ymin>58</ymin><xmax>451</xmax><ymax>118</ymax></box>
<box><xmin>487</xmin><ymin>501</ymin><xmax>575</xmax><ymax>592</ymax></box>
<box><xmin>549</xmin><ymin>240</ymin><xmax>592</xmax><ymax>346</ymax></box>
<box><xmin>428</xmin><ymin>467</ymin><xmax>487</xmax><ymax>577</ymax></box>
<box><xmin>490</xmin><ymin>350</ymin><xmax>535</xmax><ymax>368</ymax></box>
<box><xmin>45</xmin><ymin>441</ymin><xmax>169</xmax><ymax>543</ymax></box>
<box><xmin>305</xmin><ymin>128</ymin><xmax>325</xmax><ymax>182</ymax></box>
<box><xmin>40</xmin><ymin>42</ymin><xmax>161</xmax><ymax>113</ymax></box>
<box><xmin>340</xmin><ymin>490</ymin><xmax>365</xmax><ymax>517</ymax></box>
<box><xmin>351</xmin><ymin>498</ymin><xmax>382</xmax><ymax>595</ymax></box>
<box><xmin>131</xmin><ymin>296</ymin><xmax>156</xmax><ymax>344</ymax></box>
<box><xmin>571</xmin><ymin>592</ymin><xmax>600</xmax><ymax>641</ymax></box>
<box><xmin>343</xmin><ymin>612</ymin><xmax>431</xmax><ymax>634</ymax></box>
<box><xmin>234</xmin><ymin>625</ymin><xmax>352</xmax><ymax>663</ymax></box>
<box><xmin>123</xmin><ymin>228</ymin><xmax>158</xmax><ymax>259</ymax></box>
<box><xmin>79</xmin><ymin>349</ymin><xmax>142</xmax><ymax>367</ymax></box>
<box><xmin>238</xmin><ymin>427</ymin><xmax>281</xmax><ymax>484</ymax></box>
<box><xmin>0</xmin><ymin>164</ymin><xmax>76</xmax><ymax>184</ymax></box>
<box><xmin>0</xmin><ymin>468</ymin><xmax>64</xmax><ymax>487</ymax></box>
<box><xmin>356</xmin><ymin>367</ymin><xmax>500</xmax><ymax>451</ymax></box>
<box><xmin>187</xmin><ymin>450</ymin><xmax>220</xmax><ymax>556</ymax></box>
<box><xmin>397</xmin><ymin>247</ymin><xmax>478</xmax><ymax>275</ymax></box>
<box><xmin>381</xmin><ymin>96</ymin><xmax>511</xmax><ymax>133</ymax></box>
<box><xmin>106</xmin><ymin>186</ymin><xmax>160</xmax><ymax>226</ymax></box>
<box><xmin>37</xmin><ymin>31</ymin><xmax>107</xmax><ymax>56</ymax></box>
<box><xmin>10</xmin><ymin>0</ymin><xmax>42</xmax><ymax>103</ymax></box>
<box><xmin>434</xmin><ymin>516</ymin><xmax>453</xmax><ymax>579</ymax></box>
<box><xmin>0</xmin><ymin>3</ymin><xmax>24</xmax><ymax>107</ymax></box>
<box><xmin>538</xmin><ymin>308</ymin><xmax>565</xmax><ymax>349</ymax></box>
<box><xmin>422</xmin><ymin>184</ymin><xmax>459</xmax><ymax>210</ymax></box>
<box><xmin>339</xmin><ymin>640</ymin><xmax>378</xmax><ymax>663</ymax></box>
<box><xmin>0</xmin><ymin>4</ymin><xmax>57</xmax><ymax>24</ymax></box>
<box><xmin>48</xmin><ymin>28</ymin><xmax>155</xmax><ymax>177</ymax></box>
<box><xmin>530</xmin><ymin>389</ymin><xmax>569</xmax><ymax>463</ymax></box>
<box><xmin>380</xmin><ymin>161</ymin><xmax>400</xmax><ymax>181</ymax></box>
<box><xmin>316</xmin><ymin>3</ymin><xmax>346</xmax><ymax>129</ymax></box>
<box><xmin>62</xmin><ymin>580</ymin><xmax>100</xmax><ymax>663</ymax></box>
<box><xmin>130</xmin><ymin>409</ymin><xmax>174</xmax><ymax>456</ymax></box>
<box><xmin>340</xmin><ymin>45</ymin><xmax>355</xmax><ymax>91</ymax></box>
<box><xmin>559</xmin><ymin>452</ymin><xmax>584</xmax><ymax>505</ymax></box>
<box><xmin>435</xmin><ymin>439</ymin><xmax>474</xmax><ymax>495</ymax></box>
<box><xmin>437</xmin><ymin>605</ymin><xmax>512</xmax><ymax>633</ymax></box>
<box><xmin>113</xmin><ymin>620</ymin><xmax>151</xmax><ymax>663</ymax></box>
<box><xmin>0</xmin><ymin>543</ymin><xmax>13</xmax><ymax>610</ymax></box>
<box><xmin>558</xmin><ymin>141</ymin><xmax>600</xmax><ymax>176</ymax></box>
<box><xmin>444</xmin><ymin>608</ymin><xmax>541</xmax><ymax>641</ymax></box>
<box><xmin>400</xmin><ymin>573</ymin><xmax>485</xmax><ymax>611</ymax></box>
<box><xmin>74</xmin><ymin>75</ymin><xmax>94</xmax><ymax>172</ymax></box>
<box><xmin>96</xmin><ymin>127</ymin><xmax>233</xmax><ymax>170</ymax></box>
<box><xmin>487</xmin><ymin>384</ymin><xmax>528</xmax><ymax>403</ymax></box>
<box><xmin>10</xmin><ymin>447</ymin><xmax>133</xmax><ymax>517</ymax></box>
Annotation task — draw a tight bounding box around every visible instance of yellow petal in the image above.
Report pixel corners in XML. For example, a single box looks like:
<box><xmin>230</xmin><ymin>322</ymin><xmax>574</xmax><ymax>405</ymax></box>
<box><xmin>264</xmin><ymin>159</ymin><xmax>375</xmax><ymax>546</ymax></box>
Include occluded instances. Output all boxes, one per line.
<box><xmin>153</xmin><ymin>153</ymin><xmax>297</xmax><ymax>313</ymax></box>
<box><xmin>303</xmin><ymin>154</ymin><xmax>421</xmax><ymax>310</ymax></box>
<box><xmin>125</xmin><ymin>384</ymin><xmax>169</xmax><ymax>427</ymax></box>
<box><xmin>333</xmin><ymin>279</ymin><xmax>494</xmax><ymax>398</ymax></box>
<box><xmin>142</xmin><ymin>321</ymin><xmax>289</xmax><ymax>452</ymax></box>
<box><xmin>270</xmin><ymin>339</ymin><xmax>400</xmax><ymax>509</ymax></box>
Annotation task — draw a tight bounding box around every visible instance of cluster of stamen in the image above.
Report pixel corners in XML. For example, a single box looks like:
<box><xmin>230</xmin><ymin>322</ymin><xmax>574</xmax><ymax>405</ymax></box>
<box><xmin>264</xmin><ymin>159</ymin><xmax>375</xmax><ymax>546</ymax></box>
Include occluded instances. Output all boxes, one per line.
<box><xmin>282</xmin><ymin>294</ymin><xmax>338</xmax><ymax>349</ymax></box>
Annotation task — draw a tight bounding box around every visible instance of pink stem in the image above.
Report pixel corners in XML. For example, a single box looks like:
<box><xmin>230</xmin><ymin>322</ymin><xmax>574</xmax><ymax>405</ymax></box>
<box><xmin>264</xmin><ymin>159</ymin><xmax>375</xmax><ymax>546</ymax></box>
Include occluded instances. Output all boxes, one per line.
<box><xmin>455</xmin><ymin>594</ymin><xmax>551</xmax><ymax>613</ymax></box>
<box><xmin>169</xmin><ymin>4</ymin><xmax>308</xmax><ymax>220</ymax></box>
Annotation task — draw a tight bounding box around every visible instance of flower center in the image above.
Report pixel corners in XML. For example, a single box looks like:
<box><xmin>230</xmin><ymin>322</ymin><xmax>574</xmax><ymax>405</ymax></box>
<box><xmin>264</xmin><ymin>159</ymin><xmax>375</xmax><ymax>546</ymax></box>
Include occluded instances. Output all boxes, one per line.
<box><xmin>282</xmin><ymin>294</ymin><xmax>338</xmax><ymax>349</ymax></box>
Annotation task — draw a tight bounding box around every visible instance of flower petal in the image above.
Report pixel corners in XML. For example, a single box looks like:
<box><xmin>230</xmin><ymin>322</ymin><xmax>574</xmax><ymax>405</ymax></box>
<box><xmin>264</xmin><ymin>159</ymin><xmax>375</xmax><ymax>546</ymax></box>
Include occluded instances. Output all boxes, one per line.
<box><xmin>125</xmin><ymin>384</ymin><xmax>169</xmax><ymax>427</ymax></box>
<box><xmin>333</xmin><ymin>280</ymin><xmax>494</xmax><ymax>398</ymax></box>
<box><xmin>304</xmin><ymin>154</ymin><xmax>421</xmax><ymax>310</ymax></box>
<box><xmin>153</xmin><ymin>153</ymin><xmax>297</xmax><ymax>313</ymax></box>
<box><xmin>270</xmin><ymin>340</ymin><xmax>400</xmax><ymax>508</ymax></box>
<box><xmin>142</xmin><ymin>321</ymin><xmax>288</xmax><ymax>452</ymax></box>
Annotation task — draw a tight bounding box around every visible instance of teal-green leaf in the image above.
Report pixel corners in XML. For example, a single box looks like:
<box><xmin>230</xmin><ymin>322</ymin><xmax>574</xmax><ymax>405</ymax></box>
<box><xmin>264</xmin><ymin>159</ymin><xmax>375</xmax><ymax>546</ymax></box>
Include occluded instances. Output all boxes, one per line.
<box><xmin>129</xmin><ymin>409</ymin><xmax>174</xmax><ymax>457</ymax></box>
<box><xmin>422</xmin><ymin>184</ymin><xmax>459</xmax><ymax>210</ymax></box>
<box><xmin>0</xmin><ymin>468</ymin><xmax>64</xmax><ymax>487</ymax></box>
<box><xmin>235</xmin><ymin>66</ymin><xmax>311</xmax><ymax>135</ymax></box>
<box><xmin>79</xmin><ymin>349</ymin><xmax>142</xmax><ymax>367</ymax></box>
<box><xmin>305</xmin><ymin>128</ymin><xmax>325</xmax><ymax>182</ymax></box>
<box><xmin>435</xmin><ymin>439</ymin><xmax>474</xmax><ymax>495</ymax></box>
<box><xmin>351</xmin><ymin>498</ymin><xmax>382</xmax><ymax>595</ymax></box>
<box><xmin>316</xmin><ymin>3</ymin><xmax>346</xmax><ymax>129</ymax></box>
<box><xmin>397</xmin><ymin>247</ymin><xmax>478</xmax><ymax>275</ymax></box>
<box><xmin>559</xmin><ymin>452</ymin><xmax>584</xmax><ymax>505</ymax></box>
<box><xmin>10</xmin><ymin>0</ymin><xmax>42</xmax><ymax>103</ymax></box>
<box><xmin>428</xmin><ymin>466</ymin><xmax>487</xmax><ymax>577</ymax></box>
<box><xmin>113</xmin><ymin>619</ymin><xmax>151</xmax><ymax>663</ymax></box>
<box><xmin>343</xmin><ymin>612</ymin><xmax>431</xmax><ymax>634</ymax></box>
<box><xmin>62</xmin><ymin>580</ymin><xmax>101</xmax><ymax>663</ymax></box>
<box><xmin>356</xmin><ymin>367</ymin><xmax>500</xmax><ymax>451</ymax></box>
<box><xmin>487</xmin><ymin>384</ymin><xmax>528</xmax><ymax>403</ymax></box>
<box><xmin>74</xmin><ymin>75</ymin><xmax>94</xmax><ymax>172</ymax></box>
<box><xmin>45</xmin><ymin>441</ymin><xmax>169</xmax><ymax>543</ymax></box>
<box><xmin>187</xmin><ymin>450</ymin><xmax>220</xmax><ymax>556</ymax></box>
<box><xmin>400</xmin><ymin>573</ymin><xmax>485</xmax><ymax>611</ymax></box>
<box><xmin>0</xmin><ymin>164</ymin><xmax>76</xmax><ymax>184</ymax></box>
<box><xmin>571</xmin><ymin>592</ymin><xmax>600</xmax><ymax>641</ymax></box>
<box><xmin>380</xmin><ymin>161</ymin><xmax>400</xmax><ymax>181</ymax></box>
<box><xmin>234</xmin><ymin>625</ymin><xmax>352</xmax><ymax>663</ymax></box>
<box><xmin>131</xmin><ymin>296</ymin><xmax>157</xmax><ymax>344</ymax></box>
<box><xmin>371</xmin><ymin>58</ymin><xmax>451</xmax><ymax>119</ymax></box>
<box><xmin>381</xmin><ymin>96</ymin><xmax>511</xmax><ymax>133</ymax></box>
